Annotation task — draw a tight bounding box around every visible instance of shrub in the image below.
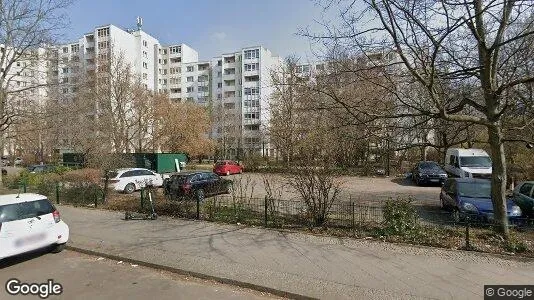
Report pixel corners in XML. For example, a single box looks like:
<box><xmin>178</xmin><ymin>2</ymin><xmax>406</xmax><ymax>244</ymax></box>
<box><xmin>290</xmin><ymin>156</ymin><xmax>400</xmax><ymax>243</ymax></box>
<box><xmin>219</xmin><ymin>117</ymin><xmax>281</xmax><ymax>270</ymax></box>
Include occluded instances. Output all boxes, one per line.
<box><xmin>382</xmin><ymin>198</ymin><xmax>419</xmax><ymax>236</ymax></box>
<box><xmin>60</xmin><ymin>168</ymin><xmax>104</xmax><ymax>206</ymax></box>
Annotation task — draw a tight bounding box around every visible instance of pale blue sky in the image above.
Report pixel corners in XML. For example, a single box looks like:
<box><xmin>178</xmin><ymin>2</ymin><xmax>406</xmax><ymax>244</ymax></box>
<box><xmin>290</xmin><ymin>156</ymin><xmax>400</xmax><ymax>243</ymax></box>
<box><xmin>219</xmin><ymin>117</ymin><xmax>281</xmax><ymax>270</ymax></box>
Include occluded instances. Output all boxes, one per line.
<box><xmin>62</xmin><ymin>0</ymin><xmax>336</xmax><ymax>60</ymax></box>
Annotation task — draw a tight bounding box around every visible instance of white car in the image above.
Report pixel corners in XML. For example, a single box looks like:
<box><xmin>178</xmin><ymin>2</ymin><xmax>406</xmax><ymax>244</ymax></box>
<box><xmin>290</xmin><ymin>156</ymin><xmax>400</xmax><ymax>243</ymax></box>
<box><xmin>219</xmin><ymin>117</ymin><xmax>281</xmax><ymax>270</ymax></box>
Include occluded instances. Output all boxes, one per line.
<box><xmin>108</xmin><ymin>168</ymin><xmax>164</xmax><ymax>194</ymax></box>
<box><xmin>0</xmin><ymin>193</ymin><xmax>69</xmax><ymax>260</ymax></box>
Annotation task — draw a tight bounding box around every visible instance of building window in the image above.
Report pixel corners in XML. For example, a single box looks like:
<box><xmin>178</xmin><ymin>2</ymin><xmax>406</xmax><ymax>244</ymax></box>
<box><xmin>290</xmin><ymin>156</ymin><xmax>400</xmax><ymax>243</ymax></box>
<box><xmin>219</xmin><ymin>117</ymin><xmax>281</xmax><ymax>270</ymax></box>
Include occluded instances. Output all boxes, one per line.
<box><xmin>71</xmin><ymin>44</ymin><xmax>79</xmax><ymax>53</ymax></box>
<box><xmin>217</xmin><ymin>71</ymin><xmax>222</xmax><ymax>77</ymax></box>
<box><xmin>244</xmin><ymin>63</ymin><xmax>259</xmax><ymax>71</ymax></box>
<box><xmin>143</xmin><ymin>62</ymin><xmax>148</xmax><ymax>69</ymax></box>
<box><xmin>143</xmin><ymin>40</ymin><xmax>148</xmax><ymax>47</ymax></box>
<box><xmin>244</xmin><ymin>99</ymin><xmax>260</xmax><ymax>107</ymax></box>
<box><xmin>187</xmin><ymin>66</ymin><xmax>194</xmax><ymax>72</ymax></box>
<box><xmin>198</xmin><ymin>86</ymin><xmax>208</xmax><ymax>92</ymax></box>
<box><xmin>244</xmin><ymin>49</ymin><xmax>260</xmax><ymax>59</ymax></box>
<box><xmin>217</xmin><ymin>82</ymin><xmax>222</xmax><ymax>88</ymax></box>
<box><xmin>244</xmin><ymin>113</ymin><xmax>260</xmax><ymax>119</ymax></box>
<box><xmin>62</xmin><ymin>47</ymin><xmax>68</xmax><ymax>53</ymax></box>
<box><xmin>97</xmin><ymin>27</ymin><xmax>110</xmax><ymax>37</ymax></box>
<box><xmin>186</xmin><ymin>86</ymin><xmax>194</xmax><ymax>93</ymax></box>
<box><xmin>198</xmin><ymin>75</ymin><xmax>208</xmax><ymax>82</ymax></box>
<box><xmin>61</xmin><ymin>77</ymin><xmax>69</xmax><ymax>83</ymax></box>
<box><xmin>244</xmin><ymin>87</ymin><xmax>259</xmax><ymax>96</ymax></box>
<box><xmin>170</xmin><ymin>46</ymin><xmax>181</xmax><ymax>54</ymax></box>
<box><xmin>217</xmin><ymin>93</ymin><xmax>222</xmax><ymax>100</ymax></box>
<box><xmin>186</xmin><ymin>76</ymin><xmax>194</xmax><ymax>82</ymax></box>
<box><xmin>143</xmin><ymin>51</ymin><xmax>148</xmax><ymax>58</ymax></box>
<box><xmin>142</xmin><ymin>73</ymin><xmax>147</xmax><ymax>79</ymax></box>
<box><xmin>218</xmin><ymin>60</ymin><xmax>222</xmax><ymax>66</ymax></box>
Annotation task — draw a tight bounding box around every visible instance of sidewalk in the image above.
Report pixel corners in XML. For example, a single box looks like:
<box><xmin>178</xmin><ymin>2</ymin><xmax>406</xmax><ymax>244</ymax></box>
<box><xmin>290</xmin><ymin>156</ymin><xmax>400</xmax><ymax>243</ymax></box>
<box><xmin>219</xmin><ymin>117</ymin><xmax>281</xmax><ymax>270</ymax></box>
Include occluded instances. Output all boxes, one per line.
<box><xmin>59</xmin><ymin>205</ymin><xmax>534</xmax><ymax>300</ymax></box>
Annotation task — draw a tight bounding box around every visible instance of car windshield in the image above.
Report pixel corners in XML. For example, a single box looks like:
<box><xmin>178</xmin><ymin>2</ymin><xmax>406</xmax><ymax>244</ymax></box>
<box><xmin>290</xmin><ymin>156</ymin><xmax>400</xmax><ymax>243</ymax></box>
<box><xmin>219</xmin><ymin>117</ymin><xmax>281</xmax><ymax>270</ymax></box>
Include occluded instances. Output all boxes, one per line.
<box><xmin>420</xmin><ymin>162</ymin><xmax>441</xmax><ymax>170</ymax></box>
<box><xmin>459</xmin><ymin>156</ymin><xmax>492</xmax><ymax>167</ymax></box>
<box><xmin>0</xmin><ymin>199</ymin><xmax>55</xmax><ymax>222</ymax></box>
<box><xmin>457</xmin><ymin>181</ymin><xmax>491</xmax><ymax>198</ymax></box>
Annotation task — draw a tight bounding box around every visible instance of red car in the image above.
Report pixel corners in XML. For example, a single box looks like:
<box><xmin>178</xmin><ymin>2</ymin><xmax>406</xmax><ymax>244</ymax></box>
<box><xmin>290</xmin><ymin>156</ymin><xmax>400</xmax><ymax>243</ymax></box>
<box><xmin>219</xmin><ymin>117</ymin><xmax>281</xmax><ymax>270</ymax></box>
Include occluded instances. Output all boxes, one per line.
<box><xmin>213</xmin><ymin>160</ymin><xmax>243</xmax><ymax>176</ymax></box>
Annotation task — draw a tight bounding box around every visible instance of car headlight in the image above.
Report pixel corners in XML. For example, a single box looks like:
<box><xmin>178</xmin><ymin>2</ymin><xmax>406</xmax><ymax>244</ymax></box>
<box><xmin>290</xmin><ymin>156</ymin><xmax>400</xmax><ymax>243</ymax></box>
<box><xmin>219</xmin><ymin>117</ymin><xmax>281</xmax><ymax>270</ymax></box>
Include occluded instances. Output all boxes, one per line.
<box><xmin>462</xmin><ymin>202</ymin><xmax>478</xmax><ymax>213</ymax></box>
<box><xmin>510</xmin><ymin>205</ymin><xmax>522</xmax><ymax>217</ymax></box>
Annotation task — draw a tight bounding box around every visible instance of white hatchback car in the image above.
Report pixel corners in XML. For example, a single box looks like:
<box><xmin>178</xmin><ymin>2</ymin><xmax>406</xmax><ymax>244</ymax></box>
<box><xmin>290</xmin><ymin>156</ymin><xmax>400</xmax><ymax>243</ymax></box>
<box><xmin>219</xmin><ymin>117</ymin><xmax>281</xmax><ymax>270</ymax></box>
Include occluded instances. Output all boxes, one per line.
<box><xmin>108</xmin><ymin>168</ymin><xmax>164</xmax><ymax>194</ymax></box>
<box><xmin>0</xmin><ymin>193</ymin><xmax>69</xmax><ymax>260</ymax></box>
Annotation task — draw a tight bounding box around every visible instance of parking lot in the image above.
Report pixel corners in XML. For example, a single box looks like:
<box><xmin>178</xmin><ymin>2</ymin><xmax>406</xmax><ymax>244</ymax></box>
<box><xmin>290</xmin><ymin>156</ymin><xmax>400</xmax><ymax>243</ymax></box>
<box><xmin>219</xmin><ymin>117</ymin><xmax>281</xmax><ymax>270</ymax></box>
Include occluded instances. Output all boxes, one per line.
<box><xmin>225</xmin><ymin>172</ymin><xmax>442</xmax><ymax>206</ymax></box>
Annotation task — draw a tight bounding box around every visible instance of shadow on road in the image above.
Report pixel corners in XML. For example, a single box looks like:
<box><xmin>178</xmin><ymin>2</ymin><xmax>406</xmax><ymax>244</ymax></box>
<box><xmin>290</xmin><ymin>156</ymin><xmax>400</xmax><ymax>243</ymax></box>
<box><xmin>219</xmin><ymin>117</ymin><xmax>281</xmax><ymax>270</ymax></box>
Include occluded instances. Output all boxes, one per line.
<box><xmin>390</xmin><ymin>177</ymin><xmax>415</xmax><ymax>186</ymax></box>
<box><xmin>0</xmin><ymin>248</ymin><xmax>51</xmax><ymax>269</ymax></box>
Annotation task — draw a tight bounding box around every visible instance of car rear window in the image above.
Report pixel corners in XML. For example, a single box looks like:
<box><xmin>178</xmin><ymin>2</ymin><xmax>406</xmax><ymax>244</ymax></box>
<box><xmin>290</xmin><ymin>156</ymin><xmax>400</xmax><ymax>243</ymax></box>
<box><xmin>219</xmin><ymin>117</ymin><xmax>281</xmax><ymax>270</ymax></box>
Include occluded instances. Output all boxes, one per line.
<box><xmin>215</xmin><ymin>161</ymin><xmax>226</xmax><ymax>166</ymax></box>
<box><xmin>0</xmin><ymin>199</ymin><xmax>55</xmax><ymax>222</ymax></box>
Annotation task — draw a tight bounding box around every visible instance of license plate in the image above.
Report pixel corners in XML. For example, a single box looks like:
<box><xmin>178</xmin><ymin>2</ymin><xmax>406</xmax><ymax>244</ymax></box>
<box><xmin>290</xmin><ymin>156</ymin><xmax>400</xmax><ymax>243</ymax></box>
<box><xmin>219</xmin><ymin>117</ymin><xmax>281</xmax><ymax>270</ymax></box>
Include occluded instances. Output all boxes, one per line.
<box><xmin>15</xmin><ymin>233</ymin><xmax>46</xmax><ymax>247</ymax></box>
<box><xmin>430</xmin><ymin>179</ymin><xmax>439</xmax><ymax>182</ymax></box>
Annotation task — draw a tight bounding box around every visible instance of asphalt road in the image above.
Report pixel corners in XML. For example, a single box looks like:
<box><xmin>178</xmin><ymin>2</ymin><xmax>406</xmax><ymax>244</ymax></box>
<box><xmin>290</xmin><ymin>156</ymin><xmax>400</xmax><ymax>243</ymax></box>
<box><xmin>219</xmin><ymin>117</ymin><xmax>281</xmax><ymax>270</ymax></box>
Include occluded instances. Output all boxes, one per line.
<box><xmin>0</xmin><ymin>250</ymin><xmax>280</xmax><ymax>300</ymax></box>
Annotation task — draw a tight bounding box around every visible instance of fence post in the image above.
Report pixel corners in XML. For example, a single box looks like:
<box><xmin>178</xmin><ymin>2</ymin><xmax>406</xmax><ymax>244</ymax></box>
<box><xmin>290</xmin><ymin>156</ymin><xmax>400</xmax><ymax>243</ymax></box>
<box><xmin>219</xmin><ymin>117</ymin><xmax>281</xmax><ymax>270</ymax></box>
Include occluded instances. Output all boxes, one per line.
<box><xmin>465</xmin><ymin>217</ymin><xmax>471</xmax><ymax>250</ymax></box>
<box><xmin>140</xmin><ymin>187</ymin><xmax>145</xmax><ymax>210</ymax></box>
<box><xmin>56</xmin><ymin>183</ymin><xmax>60</xmax><ymax>204</ymax></box>
<box><xmin>196</xmin><ymin>194</ymin><xmax>200</xmax><ymax>220</ymax></box>
<box><xmin>264</xmin><ymin>195</ymin><xmax>268</xmax><ymax>227</ymax></box>
<box><xmin>23</xmin><ymin>181</ymin><xmax>27</xmax><ymax>193</ymax></box>
<box><xmin>352</xmin><ymin>201</ymin><xmax>355</xmax><ymax>232</ymax></box>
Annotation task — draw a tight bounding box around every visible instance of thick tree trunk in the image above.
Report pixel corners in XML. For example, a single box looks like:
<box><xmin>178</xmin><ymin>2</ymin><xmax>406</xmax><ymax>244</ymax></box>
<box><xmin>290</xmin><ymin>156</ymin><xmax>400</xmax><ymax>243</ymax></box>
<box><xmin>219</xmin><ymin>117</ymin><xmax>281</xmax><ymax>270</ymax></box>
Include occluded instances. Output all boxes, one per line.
<box><xmin>487</xmin><ymin>124</ymin><xmax>509</xmax><ymax>238</ymax></box>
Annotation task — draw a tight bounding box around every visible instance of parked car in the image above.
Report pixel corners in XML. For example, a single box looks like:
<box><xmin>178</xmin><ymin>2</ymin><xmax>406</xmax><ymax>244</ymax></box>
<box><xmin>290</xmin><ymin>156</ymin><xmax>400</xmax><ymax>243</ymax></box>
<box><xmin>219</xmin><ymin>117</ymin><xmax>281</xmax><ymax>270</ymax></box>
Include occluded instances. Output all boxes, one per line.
<box><xmin>0</xmin><ymin>193</ymin><xmax>69</xmax><ymax>260</ymax></box>
<box><xmin>107</xmin><ymin>168</ymin><xmax>164</xmax><ymax>194</ymax></box>
<box><xmin>1</xmin><ymin>156</ymin><xmax>10</xmax><ymax>167</ymax></box>
<box><xmin>163</xmin><ymin>171</ymin><xmax>232</xmax><ymax>201</ymax></box>
<box><xmin>412</xmin><ymin>161</ymin><xmax>448</xmax><ymax>186</ymax></box>
<box><xmin>513</xmin><ymin>181</ymin><xmax>534</xmax><ymax>217</ymax></box>
<box><xmin>27</xmin><ymin>164</ymin><xmax>56</xmax><ymax>174</ymax></box>
<box><xmin>444</xmin><ymin>148</ymin><xmax>492</xmax><ymax>179</ymax></box>
<box><xmin>213</xmin><ymin>160</ymin><xmax>243</xmax><ymax>176</ymax></box>
<box><xmin>440</xmin><ymin>178</ymin><xmax>522</xmax><ymax>222</ymax></box>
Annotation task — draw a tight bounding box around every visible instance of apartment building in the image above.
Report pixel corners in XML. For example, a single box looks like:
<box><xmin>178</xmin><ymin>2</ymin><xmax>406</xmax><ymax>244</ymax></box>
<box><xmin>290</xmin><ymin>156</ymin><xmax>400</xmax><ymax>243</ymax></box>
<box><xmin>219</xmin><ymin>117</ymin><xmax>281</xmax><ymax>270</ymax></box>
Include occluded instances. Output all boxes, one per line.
<box><xmin>0</xmin><ymin>45</ymin><xmax>49</xmax><ymax>156</ymax></box>
<box><xmin>211</xmin><ymin>46</ymin><xmax>282</xmax><ymax>158</ymax></box>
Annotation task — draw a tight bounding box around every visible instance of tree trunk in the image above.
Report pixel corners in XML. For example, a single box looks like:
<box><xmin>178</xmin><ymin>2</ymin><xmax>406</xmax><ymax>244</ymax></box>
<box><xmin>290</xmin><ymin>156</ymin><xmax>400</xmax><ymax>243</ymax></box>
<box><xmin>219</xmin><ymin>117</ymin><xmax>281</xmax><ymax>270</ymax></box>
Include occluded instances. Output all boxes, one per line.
<box><xmin>487</xmin><ymin>124</ymin><xmax>509</xmax><ymax>239</ymax></box>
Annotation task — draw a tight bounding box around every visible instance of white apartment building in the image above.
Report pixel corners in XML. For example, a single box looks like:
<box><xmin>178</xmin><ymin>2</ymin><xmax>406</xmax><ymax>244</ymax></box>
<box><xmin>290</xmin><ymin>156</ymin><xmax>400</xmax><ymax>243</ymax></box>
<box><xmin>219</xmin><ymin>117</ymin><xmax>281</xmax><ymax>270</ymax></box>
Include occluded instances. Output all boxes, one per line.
<box><xmin>4</xmin><ymin>19</ymin><xmax>285</xmax><ymax>158</ymax></box>
<box><xmin>211</xmin><ymin>46</ymin><xmax>282</xmax><ymax>158</ymax></box>
<box><xmin>1</xmin><ymin>45</ymin><xmax>49</xmax><ymax>156</ymax></box>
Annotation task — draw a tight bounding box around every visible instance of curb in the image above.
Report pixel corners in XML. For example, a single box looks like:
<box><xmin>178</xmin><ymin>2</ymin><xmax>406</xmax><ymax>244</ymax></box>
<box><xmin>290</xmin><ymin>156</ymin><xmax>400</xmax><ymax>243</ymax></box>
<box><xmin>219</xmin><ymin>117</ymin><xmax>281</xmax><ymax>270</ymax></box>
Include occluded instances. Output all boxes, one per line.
<box><xmin>66</xmin><ymin>245</ymin><xmax>317</xmax><ymax>300</ymax></box>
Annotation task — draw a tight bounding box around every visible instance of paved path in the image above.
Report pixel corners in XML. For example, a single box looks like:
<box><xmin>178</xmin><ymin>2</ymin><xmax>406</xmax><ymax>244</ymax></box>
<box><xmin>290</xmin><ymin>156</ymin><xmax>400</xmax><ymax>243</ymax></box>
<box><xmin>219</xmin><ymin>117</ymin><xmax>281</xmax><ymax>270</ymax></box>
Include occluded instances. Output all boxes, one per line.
<box><xmin>59</xmin><ymin>205</ymin><xmax>534</xmax><ymax>299</ymax></box>
<box><xmin>0</xmin><ymin>250</ymin><xmax>277</xmax><ymax>300</ymax></box>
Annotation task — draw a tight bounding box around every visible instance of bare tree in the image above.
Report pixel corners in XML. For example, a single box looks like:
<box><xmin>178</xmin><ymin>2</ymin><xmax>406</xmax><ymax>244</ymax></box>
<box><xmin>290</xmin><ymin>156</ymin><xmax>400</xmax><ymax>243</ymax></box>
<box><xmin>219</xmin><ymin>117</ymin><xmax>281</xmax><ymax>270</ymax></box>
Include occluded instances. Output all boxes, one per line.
<box><xmin>303</xmin><ymin>0</ymin><xmax>534</xmax><ymax>238</ymax></box>
<box><xmin>0</xmin><ymin>0</ymin><xmax>71</xmax><ymax>135</ymax></box>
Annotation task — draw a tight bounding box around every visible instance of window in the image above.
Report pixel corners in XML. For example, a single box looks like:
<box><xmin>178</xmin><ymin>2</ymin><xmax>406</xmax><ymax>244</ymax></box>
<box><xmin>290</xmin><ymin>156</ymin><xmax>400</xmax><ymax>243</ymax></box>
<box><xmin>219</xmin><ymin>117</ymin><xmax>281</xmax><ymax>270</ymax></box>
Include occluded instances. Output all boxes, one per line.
<box><xmin>62</xmin><ymin>67</ymin><xmax>68</xmax><ymax>74</ymax></box>
<box><xmin>61</xmin><ymin>77</ymin><xmax>68</xmax><ymax>83</ymax></box>
<box><xmin>98</xmin><ymin>41</ymin><xmax>109</xmax><ymax>49</ymax></box>
<box><xmin>187</xmin><ymin>76</ymin><xmax>194</xmax><ymax>82</ymax></box>
<box><xmin>244</xmin><ymin>99</ymin><xmax>260</xmax><ymax>107</ymax></box>
<box><xmin>245</xmin><ymin>124</ymin><xmax>260</xmax><ymax>131</ymax></box>
<box><xmin>0</xmin><ymin>200</ymin><xmax>55</xmax><ymax>223</ymax></box>
<box><xmin>218</xmin><ymin>60</ymin><xmax>222</xmax><ymax>66</ymax></box>
<box><xmin>217</xmin><ymin>82</ymin><xmax>222</xmax><ymax>88</ymax></box>
<box><xmin>217</xmin><ymin>93</ymin><xmax>222</xmax><ymax>100</ymax></box>
<box><xmin>187</xmin><ymin>66</ymin><xmax>194</xmax><ymax>72</ymax></box>
<box><xmin>187</xmin><ymin>86</ymin><xmax>194</xmax><ymax>93</ymax></box>
<box><xmin>97</xmin><ymin>27</ymin><xmax>110</xmax><ymax>37</ymax></box>
<box><xmin>244</xmin><ymin>49</ymin><xmax>260</xmax><ymax>59</ymax></box>
<box><xmin>143</xmin><ymin>40</ymin><xmax>148</xmax><ymax>47</ymax></box>
<box><xmin>198</xmin><ymin>86</ymin><xmax>208</xmax><ymax>92</ymax></box>
<box><xmin>244</xmin><ymin>63</ymin><xmax>259</xmax><ymax>71</ymax></box>
<box><xmin>71</xmin><ymin>44</ymin><xmax>79</xmax><ymax>53</ymax></box>
<box><xmin>217</xmin><ymin>71</ymin><xmax>222</xmax><ymax>77</ymax></box>
<box><xmin>244</xmin><ymin>87</ymin><xmax>259</xmax><ymax>96</ymax></box>
<box><xmin>170</xmin><ymin>46</ymin><xmax>181</xmax><ymax>54</ymax></box>
<box><xmin>62</xmin><ymin>47</ymin><xmax>69</xmax><ymax>53</ymax></box>
<box><xmin>143</xmin><ymin>51</ymin><xmax>148</xmax><ymax>58</ymax></box>
<box><xmin>143</xmin><ymin>62</ymin><xmax>148</xmax><ymax>69</ymax></box>
<box><xmin>142</xmin><ymin>73</ymin><xmax>147</xmax><ymax>79</ymax></box>
<box><xmin>520</xmin><ymin>183</ymin><xmax>533</xmax><ymax>197</ymax></box>
<box><xmin>198</xmin><ymin>75</ymin><xmax>208</xmax><ymax>82</ymax></box>
<box><xmin>244</xmin><ymin>113</ymin><xmax>259</xmax><ymax>119</ymax></box>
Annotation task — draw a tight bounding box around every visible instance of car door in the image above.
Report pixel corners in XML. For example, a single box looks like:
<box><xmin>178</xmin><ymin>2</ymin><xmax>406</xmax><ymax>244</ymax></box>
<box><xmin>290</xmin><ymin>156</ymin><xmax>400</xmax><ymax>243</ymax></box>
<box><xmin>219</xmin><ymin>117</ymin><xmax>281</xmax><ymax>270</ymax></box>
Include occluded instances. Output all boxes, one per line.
<box><xmin>208</xmin><ymin>172</ymin><xmax>224</xmax><ymax>194</ymax></box>
<box><xmin>441</xmin><ymin>180</ymin><xmax>456</xmax><ymax>208</ymax></box>
<box><xmin>514</xmin><ymin>182</ymin><xmax>534</xmax><ymax>216</ymax></box>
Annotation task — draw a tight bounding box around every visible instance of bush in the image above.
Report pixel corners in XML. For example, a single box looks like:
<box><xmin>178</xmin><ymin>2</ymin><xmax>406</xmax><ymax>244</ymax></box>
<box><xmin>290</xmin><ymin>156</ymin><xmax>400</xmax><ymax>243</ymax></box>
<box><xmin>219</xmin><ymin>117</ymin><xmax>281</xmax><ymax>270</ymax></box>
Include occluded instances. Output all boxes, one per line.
<box><xmin>60</xmin><ymin>168</ymin><xmax>104</xmax><ymax>206</ymax></box>
<box><xmin>242</xmin><ymin>154</ymin><xmax>266</xmax><ymax>172</ymax></box>
<box><xmin>382</xmin><ymin>198</ymin><xmax>419</xmax><ymax>236</ymax></box>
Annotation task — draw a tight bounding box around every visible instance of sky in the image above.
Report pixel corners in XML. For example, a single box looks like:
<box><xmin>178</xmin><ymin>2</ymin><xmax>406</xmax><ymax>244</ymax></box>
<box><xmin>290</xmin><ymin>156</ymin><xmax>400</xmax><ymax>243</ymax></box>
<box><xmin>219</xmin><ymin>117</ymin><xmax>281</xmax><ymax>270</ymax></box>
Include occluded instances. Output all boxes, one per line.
<box><xmin>61</xmin><ymin>0</ymin><xmax>337</xmax><ymax>61</ymax></box>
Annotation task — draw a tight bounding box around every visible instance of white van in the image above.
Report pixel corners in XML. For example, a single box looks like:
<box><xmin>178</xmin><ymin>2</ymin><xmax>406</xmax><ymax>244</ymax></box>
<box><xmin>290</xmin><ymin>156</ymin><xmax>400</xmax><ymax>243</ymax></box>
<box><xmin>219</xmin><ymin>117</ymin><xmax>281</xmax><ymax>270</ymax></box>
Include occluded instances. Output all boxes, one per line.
<box><xmin>444</xmin><ymin>148</ymin><xmax>492</xmax><ymax>179</ymax></box>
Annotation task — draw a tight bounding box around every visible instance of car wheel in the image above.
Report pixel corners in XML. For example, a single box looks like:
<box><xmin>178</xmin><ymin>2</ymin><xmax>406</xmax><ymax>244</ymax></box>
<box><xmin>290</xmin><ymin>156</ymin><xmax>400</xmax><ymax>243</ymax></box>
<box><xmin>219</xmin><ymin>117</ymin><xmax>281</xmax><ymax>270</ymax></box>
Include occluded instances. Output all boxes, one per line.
<box><xmin>124</xmin><ymin>183</ymin><xmax>136</xmax><ymax>194</ymax></box>
<box><xmin>195</xmin><ymin>189</ymin><xmax>205</xmax><ymax>202</ymax></box>
<box><xmin>51</xmin><ymin>243</ymin><xmax>66</xmax><ymax>253</ymax></box>
<box><xmin>415</xmin><ymin>177</ymin><xmax>420</xmax><ymax>186</ymax></box>
<box><xmin>226</xmin><ymin>170</ymin><xmax>230</xmax><ymax>176</ymax></box>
